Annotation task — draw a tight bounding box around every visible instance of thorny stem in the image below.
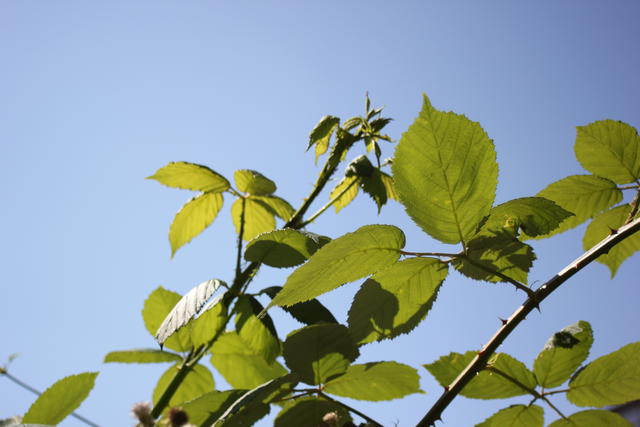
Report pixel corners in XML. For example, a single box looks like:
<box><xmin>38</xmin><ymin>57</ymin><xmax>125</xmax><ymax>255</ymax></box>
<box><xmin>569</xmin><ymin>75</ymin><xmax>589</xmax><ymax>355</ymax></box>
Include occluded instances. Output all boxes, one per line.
<box><xmin>318</xmin><ymin>391</ymin><xmax>384</xmax><ymax>427</ymax></box>
<box><xmin>235</xmin><ymin>197</ymin><xmax>247</xmax><ymax>278</ymax></box>
<box><xmin>1</xmin><ymin>371</ymin><xmax>101</xmax><ymax>427</ymax></box>
<box><xmin>299</xmin><ymin>176</ymin><xmax>359</xmax><ymax>227</ymax></box>
<box><xmin>417</xmin><ymin>217</ymin><xmax>640</xmax><ymax>426</ymax></box>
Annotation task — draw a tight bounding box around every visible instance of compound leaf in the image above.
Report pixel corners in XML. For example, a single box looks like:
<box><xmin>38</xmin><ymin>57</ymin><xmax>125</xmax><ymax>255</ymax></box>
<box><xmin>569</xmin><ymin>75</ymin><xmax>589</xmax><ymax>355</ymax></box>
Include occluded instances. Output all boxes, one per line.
<box><xmin>169</xmin><ymin>191</ymin><xmax>224</xmax><ymax>256</ymax></box>
<box><xmin>393</xmin><ymin>94</ymin><xmax>498</xmax><ymax>245</ymax></box>
<box><xmin>153</xmin><ymin>363</ymin><xmax>214</xmax><ymax>411</ymax></box>
<box><xmin>244</xmin><ymin>229</ymin><xmax>320</xmax><ymax>268</ymax></box>
<box><xmin>234</xmin><ymin>169</ymin><xmax>276</xmax><ymax>195</ymax></box>
<box><xmin>147</xmin><ymin>161</ymin><xmax>230</xmax><ymax>193</ymax></box>
<box><xmin>104</xmin><ymin>349</ymin><xmax>181</xmax><ymax>364</ymax></box>
<box><xmin>232</xmin><ymin>197</ymin><xmax>277</xmax><ymax>241</ymax></box>
<box><xmin>548</xmin><ymin>410</ymin><xmax>633</xmax><ymax>427</ymax></box>
<box><xmin>22</xmin><ymin>372</ymin><xmax>98</xmax><ymax>425</ymax></box>
<box><xmin>475</xmin><ymin>404</ymin><xmax>543</xmax><ymax>427</ymax></box>
<box><xmin>142</xmin><ymin>286</ymin><xmax>192</xmax><ymax>352</ymax></box>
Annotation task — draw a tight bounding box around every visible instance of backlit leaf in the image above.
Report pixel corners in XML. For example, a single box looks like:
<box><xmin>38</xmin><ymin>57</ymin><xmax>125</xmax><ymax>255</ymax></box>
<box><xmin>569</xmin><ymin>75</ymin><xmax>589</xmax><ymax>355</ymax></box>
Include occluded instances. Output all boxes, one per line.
<box><xmin>274</xmin><ymin>396</ymin><xmax>351</xmax><ymax>427</ymax></box>
<box><xmin>155</xmin><ymin>279</ymin><xmax>224</xmax><ymax>346</ymax></box>
<box><xmin>179</xmin><ymin>390</ymin><xmax>245</xmax><ymax>427</ymax></box>
<box><xmin>142</xmin><ymin>286</ymin><xmax>192</xmax><ymax>352</ymax></box>
<box><xmin>153</xmin><ymin>363</ymin><xmax>214</xmax><ymax>411</ymax></box>
<box><xmin>147</xmin><ymin>161</ymin><xmax>230</xmax><ymax>193</ymax></box>
<box><xmin>232</xmin><ymin>197</ymin><xmax>276</xmax><ymax>241</ymax></box>
<box><xmin>104</xmin><ymin>349</ymin><xmax>181</xmax><ymax>364</ymax></box>
<box><xmin>234</xmin><ymin>169</ymin><xmax>276</xmax><ymax>195</ymax></box>
<box><xmin>308</xmin><ymin>115</ymin><xmax>340</xmax><ymax>162</ymax></box>
<box><xmin>583</xmin><ymin>205</ymin><xmax>640</xmax><ymax>277</ymax></box>
<box><xmin>283</xmin><ymin>324</ymin><xmax>359</xmax><ymax>385</ymax></box>
<box><xmin>475</xmin><ymin>404</ymin><xmax>544</xmax><ymax>427</ymax></box>
<box><xmin>329</xmin><ymin>176</ymin><xmax>359</xmax><ymax>213</ymax></box>
<box><xmin>235</xmin><ymin>296</ymin><xmax>281</xmax><ymax>364</ymax></box>
<box><xmin>380</xmin><ymin>171</ymin><xmax>398</xmax><ymax>200</ymax></box>
<box><xmin>189</xmin><ymin>296</ymin><xmax>228</xmax><ymax>349</ymax></box>
<box><xmin>575</xmin><ymin>120</ymin><xmax>640</xmax><ymax>184</ymax></box>
<box><xmin>263</xmin><ymin>286</ymin><xmax>338</xmax><ymax>325</ymax></box>
<box><xmin>253</xmin><ymin>195</ymin><xmax>294</xmax><ymax>222</ymax></box>
<box><xmin>360</xmin><ymin>169</ymin><xmax>389</xmax><ymax>213</ymax></box>
<box><xmin>482</xmin><ymin>197</ymin><xmax>573</xmax><ymax>237</ymax></box>
<box><xmin>22</xmin><ymin>372</ymin><xmax>98</xmax><ymax>425</ymax></box>
<box><xmin>348</xmin><ymin>257</ymin><xmax>448</xmax><ymax>344</ymax></box>
<box><xmin>568</xmin><ymin>342</ymin><xmax>640</xmax><ymax>407</ymax></box>
<box><xmin>169</xmin><ymin>191</ymin><xmax>224</xmax><ymax>256</ymax></box>
<box><xmin>323</xmin><ymin>361</ymin><xmax>422</xmax><ymax>401</ymax></box>
<box><xmin>533</xmin><ymin>321</ymin><xmax>593</xmax><ymax>388</ymax></box>
<box><xmin>268</xmin><ymin>224</ymin><xmax>405</xmax><ymax>308</ymax></box>
<box><xmin>393</xmin><ymin>94</ymin><xmax>498</xmax><ymax>245</ymax></box>
<box><xmin>244</xmin><ymin>229</ymin><xmax>320</xmax><ymax>268</ymax></box>
<box><xmin>548</xmin><ymin>410</ymin><xmax>633</xmax><ymax>427</ymax></box>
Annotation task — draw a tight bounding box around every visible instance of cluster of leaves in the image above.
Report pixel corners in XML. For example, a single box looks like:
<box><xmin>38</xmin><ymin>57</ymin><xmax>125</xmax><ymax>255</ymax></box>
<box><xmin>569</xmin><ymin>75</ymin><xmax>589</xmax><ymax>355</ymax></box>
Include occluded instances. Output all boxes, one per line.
<box><xmin>10</xmin><ymin>94</ymin><xmax>640</xmax><ymax>426</ymax></box>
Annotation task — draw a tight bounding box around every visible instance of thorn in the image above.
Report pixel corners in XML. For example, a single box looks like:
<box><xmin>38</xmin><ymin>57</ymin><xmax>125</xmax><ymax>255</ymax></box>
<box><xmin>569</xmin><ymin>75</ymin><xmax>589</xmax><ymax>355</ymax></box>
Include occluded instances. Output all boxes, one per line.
<box><xmin>608</xmin><ymin>227</ymin><xmax>618</xmax><ymax>236</ymax></box>
<box><xmin>443</xmin><ymin>385</ymin><xmax>449</xmax><ymax>392</ymax></box>
<box><xmin>498</xmin><ymin>317</ymin><xmax>508</xmax><ymax>326</ymax></box>
<box><xmin>477</xmin><ymin>349</ymin><xmax>485</xmax><ymax>356</ymax></box>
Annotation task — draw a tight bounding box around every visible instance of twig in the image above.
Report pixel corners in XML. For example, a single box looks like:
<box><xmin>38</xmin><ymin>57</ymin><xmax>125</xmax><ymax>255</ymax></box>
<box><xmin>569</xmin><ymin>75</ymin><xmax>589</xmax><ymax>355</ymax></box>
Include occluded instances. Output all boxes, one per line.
<box><xmin>235</xmin><ymin>197</ymin><xmax>247</xmax><ymax>278</ymax></box>
<box><xmin>300</xmin><ymin>177</ymin><xmax>359</xmax><ymax>227</ymax></box>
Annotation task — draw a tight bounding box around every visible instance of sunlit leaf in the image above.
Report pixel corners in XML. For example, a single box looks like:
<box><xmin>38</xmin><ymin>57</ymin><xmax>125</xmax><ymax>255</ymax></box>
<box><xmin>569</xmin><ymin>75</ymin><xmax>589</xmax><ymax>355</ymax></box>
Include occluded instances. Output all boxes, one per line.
<box><xmin>475</xmin><ymin>404</ymin><xmax>544</xmax><ymax>427</ymax></box>
<box><xmin>189</xmin><ymin>297</ymin><xmax>228</xmax><ymax>349</ymax></box>
<box><xmin>253</xmin><ymin>195</ymin><xmax>295</xmax><ymax>222</ymax></box>
<box><xmin>548</xmin><ymin>410</ymin><xmax>633</xmax><ymax>427</ymax></box>
<box><xmin>323</xmin><ymin>361</ymin><xmax>422</xmax><ymax>401</ymax></box>
<box><xmin>348</xmin><ymin>257</ymin><xmax>448</xmax><ymax>344</ymax></box>
<box><xmin>155</xmin><ymin>279</ymin><xmax>224</xmax><ymax>346</ymax></box>
<box><xmin>232</xmin><ymin>197</ymin><xmax>276</xmax><ymax>241</ymax></box>
<box><xmin>22</xmin><ymin>372</ymin><xmax>98</xmax><ymax>425</ymax></box>
<box><xmin>263</xmin><ymin>286</ymin><xmax>338</xmax><ymax>325</ymax></box>
<box><xmin>583</xmin><ymin>205</ymin><xmax>640</xmax><ymax>277</ymax></box>
<box><xmin>142</xmin><ymin>286</ymin><xmax>192</xmax><ymax>352</ymax></box>
<box><xmin>234</xmin><ymin>169</ymin><xmax>277</xmax><ymax>195</ymax></box>
<box><xmin>329</xmin><ymin>176</ymin><xmax>359</xmax><ymax>213</ymax></box>
<box><xmin>575</xmin><ymin>120</ymin><xmax>640</xmax><ymax>184</ymax></box>
<box><xmin>268</xmin><ymin>225</ymin><xmax>405</xmax><ymax>308</ymax></box>
<box><xmin>103</xmin><ymin>349</ymin><xmax>181</xmax><ymax>364</ymax></box>
<box><xmin>169</xmin><ymin>191</ymin><xmax>224</xmax><ymax>257</ymax></box>
<box><xmin>244</xmin><ymin>229</ymin><xmax>320</xmax><ymax>268</ymax></box>
<box><xmin>235</xmin><ymin>296</ymin><xmax>281</xmax><ymax>364</ymax></box>
<box><xmin>153</xmin><ymin>363</ymin><xmax>214</xmax><ymax>411</ymax></box>
<box><xmin>534</xmin><ymin>321</ymin><xmax>593</xmax><ymax>388</ymax></box>
<box><xmin>179</xmin><ymin>390</ymin><xmax>245</xmax><ymax>427</ymax></box>
<box><xmin>274</xmin><ymin>396</ymin><xmax>351</xmax><ymax>427</ymax></box>
<box><xmin>482</xmin><ymin>197</ymin><xmax>573</xmax><ymax>237</ymax></box>
<box><xmin>308</xmin><ymin>115</ymin><xmax>340</xmax><ymax>162</ymax></box>
<box><xmin>393</xmin><ymin>94</ymin><xmax>498</xmax><ymax>245</ymax></box>
<box><xmin>283</xmin><ymin>324</ymin><xmax>359</xmax><ymax>385</ymax></box>
<box><xmin>568</xmin><ymin>342</ymin><xmax>640</xmax><ymax>407</ymax></box>
<box><xmin>380</xmin><ymin>171</ymin><xmax>398</xmax><ymax>200</ymax></box>
<box><xmin>147</xmin><ymin>161</ymin><xmax>230</xmax><ymax>192</ymax></box>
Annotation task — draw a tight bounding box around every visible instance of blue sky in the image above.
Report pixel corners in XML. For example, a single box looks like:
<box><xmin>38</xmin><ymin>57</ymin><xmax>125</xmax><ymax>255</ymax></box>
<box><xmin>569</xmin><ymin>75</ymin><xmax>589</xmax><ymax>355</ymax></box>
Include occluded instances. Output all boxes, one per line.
<box><xmin>1</xmin><ymin>1</ymin><xmax>638</xmax><ymax>426</ymax></box>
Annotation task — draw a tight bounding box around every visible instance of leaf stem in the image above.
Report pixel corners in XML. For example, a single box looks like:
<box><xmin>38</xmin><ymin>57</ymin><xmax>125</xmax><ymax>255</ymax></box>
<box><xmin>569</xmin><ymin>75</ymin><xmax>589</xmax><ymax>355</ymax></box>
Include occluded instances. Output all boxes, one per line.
<box><xmin>459</xmin><ymin>256</ymin><xmax>535</xmax><ymax>298</ymax></box>
<box><xmin>417</xmin><ymin>216</ymin><xmax>640</xmax><ymax>426</ymax></box>
<box><xmin>318</xmin><ymin>391</ymin><xmax>384</xmax><ymax>427</ymax></box>
<box><xmin>542</xmin><ymin>388</ymin><xmax>570</xmax><ymax>396</ymax></box>
<box><xmin>300</xmin><ymin>177</ymin><xmax>359</xmax><ymax>227</ymax></box>
<box><xmin>150</xmin><ymin>348</ymin><xmax>196</xmax><ymax>419</ymax></box>
<box><xmin>399</xmin><ymin>250</ymin><xmax>459</xmax><ymax>259</ymax></box>
<box><xmin>1</xmin><ymin>371</ymin><xmax>101</xmax><ymax>427</ymax></box>
<box><xmin>235</xmin><ymin>197</ymin><xmax>247</xmax><ymax>278</ymax></box>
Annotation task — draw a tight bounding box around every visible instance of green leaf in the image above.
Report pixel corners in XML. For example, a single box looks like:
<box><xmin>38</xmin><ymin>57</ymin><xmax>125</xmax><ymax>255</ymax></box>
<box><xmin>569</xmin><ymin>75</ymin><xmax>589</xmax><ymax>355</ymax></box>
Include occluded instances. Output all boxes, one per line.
<box><xmin>244</xmin><ymin>229</ymin><xmax>320</xmax><ymax>268</ymax></box>
<box><xmin>536</xmin><ymin>175</ymin><xmax>623</xmax><ymax>237</ymax></box>
<box><xmin>211</xmin><ymin>332</ymin><xmax>287</xmax><ymax>389</ymax></box>
<box><xmin>22</xmin><ymin>372</ymin><xmax>98</xmax><ymax>425</ymax></box>
<box><xmin>274</xmin><ymin>396</ymin><xmax>351</xmax><ymax>427</ymax></box>
<box><xmin>534</xmin><ymin>321</ymin><xmax>593</xmax><ymax>388</ymax></box>
<box><xmin>169</xmin><ymin>191</ymin><xmax>224</xmax><ymax>257</ymax></box>
<box><xmin>575</xmin><ymin>120</ymin><xmax>640</xmax><ymax>184</ymax></box>
<box><xmin>380</xmin><ymin>171</ymin><xmax>398</xmax><ymax>201</ymax></box>
<box><xmin>348</xmin><ymin>257</ymin><xmax>448</xmax><ymax>344</ymax></box>
<box><xmin>232</xmin><ymin>197</ymin><xmax>276</xmax><ymax>241</ymax></box>
<box><xmin>153</xmin><ymin>363</ymin><xmax>214</xmax><ymax>410</ymax></box>
<box><xmin>235</xmin><ymin>296</ymin><xmax>281</xmax><ymax>364</ymax></box>
<box><xmin>142</xmin><ymin>286</ymin><xmax>192</xmax><ymax>352</ymax></box>
<box><xmin>361</xmin><ymin>170</ymin><xmax>389</xmax><ymax>213</ymax></box>
<box><xmin>308</xmin><ymin>115</ymin><xmax>341</xmax><ymax>162</ymax></box>
<box><xmin>583</xmin><ymin>205</ymin><xmax>640</xmax><ymax>277</ymax></box>
<box><xmin>155</xmin><ymin>279</ymin><xmax>225</xmax><ymax>346</ymax></box>
<box><xmin>329</xmin><ymin>176</ymin><xmax>360</xmax><ymax>213</ymax></box>
<box><xmin>147</xmin><ymin>161</ymin><xmax>230</xmax><ymax>192</ymax></box>
<box><xmin>179</xmin><ymin>390</ymin><xmax>245</xmax><ymax>427</ymax></box>
<box><xmin>103</xmin><ymin>349</ymin><xmax>181</xmax><ymax>364</ymax></box>
<box><xmin>568</xmin><ymin>342</ymin><xmax>640</xmax><ymax>407</ymax></box>
<box><xmin>283</xmin><ymin>323</ymin><xmax>359</xmax><ymax>385</ymax></box>
<box><xmin>253</xmin><ymin>195</ymin><xmax>295</xmax><ymax>222</ymax></box>
<box><xmin>425</xmin><ymin>352</ymin><xmax>536</xmax><ymax>399</ymax></box>
<box><xmin>268</xmin><ymin>224</ymin><xmax>405</xmax><ymax>308</ymax></box>
<box><xmin>219</xmin><ymin>403</ymin><xmax>270</xmax><ymax>427</ymax></box>
<box><xmin>548</xmin><ymin>410</ymin><xmax>633</xmax><ymax>427</ymax></box>
<box><xmin>393</xmin><ymin>94</ymin><xmax>498</xmax><ymax>245</ymax></box>
<box><xmin>189</xmin><ymin>296</ymin><xmax>228</xmax><ymax>349</ymax></box>
<box><xmin>454</xmin><ymin>230</ymin><xmax>536</xmax><ymax>284</ymax></box>
<box><xmin>482</xmin><ymin>197</ymin><xmax>574</xmax><ymax>237</ymax></box>
<box><xmin>234</xmin><ymin>169</ymin><xmax>277</xmax><ymax>195</ymax></box>
<box><xmin>475</xmin><ymin>404</ymin><xmax>544</xmax><ymax>427</ymax></box>
<box><xmin>323</xmin><ymin>361</ymin><xmax>422</xmax><ymax>401</ymax></box>
<box><xmin>263</xmin><ymin>286</ymin><xmax>338</xmax><ymax>325</ymax></box>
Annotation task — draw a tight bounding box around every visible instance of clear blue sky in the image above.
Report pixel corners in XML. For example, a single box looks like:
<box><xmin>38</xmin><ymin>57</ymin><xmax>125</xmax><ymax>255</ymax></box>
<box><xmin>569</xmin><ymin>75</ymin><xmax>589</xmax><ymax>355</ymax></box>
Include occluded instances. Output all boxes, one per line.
<box><xmin>1</xmin><ymin>1</ymin><xmax>638</xmax><ymax>426</ymax></box>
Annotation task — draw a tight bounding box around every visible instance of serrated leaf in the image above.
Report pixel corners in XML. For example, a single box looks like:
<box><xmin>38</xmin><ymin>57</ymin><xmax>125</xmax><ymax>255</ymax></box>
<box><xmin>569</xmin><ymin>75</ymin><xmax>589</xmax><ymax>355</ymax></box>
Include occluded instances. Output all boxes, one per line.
<box><xmin>232</xmin><ymin>197</ymin><xmax>276</xmax><ymax>241</ymax></box>
<box><xmin>244</xmin><ymin>229</ymin><xmax>320</xmax><ymax>268</ymax></box>
<box><xmin>548</xmin><ymin>410</ymin><xmax>633</xmax><ymax>427</ymax></box>
<box><xmin>323</xmin><ymin>361</ymin><xmax>422</xmax><ymax>401</ymax></box>
<box><xmin>308</xmin><ymin>115</ymin><xmax>340</xmax><ymax>162</ymax></box>
<box><xmin>263</xmin><ymin>286</ymin><xmax>338</xmax><ymax>325</ymax></box>
<box><xmin>268</xmin><ymin>224</ymin><xmax>405</xmax><ymax>308</ymax></box>
<box><xmin>454</xmin><ymin>230</ymin><xmax>536</xmax><ymax>284</ymax></box>
<box><xmin>360</xmin><ymin>169</ymin><xmax>389</xmax><ymax>213</ymax></box>
<box><xmin>393</xmin><ymin>94</ymin><xmax>498</xmax><ymax>245</ymax></box>
<box><xmin>482</xmin><ymin>197</ymin><xmax>574</xmax><ymax>237</ymax></box>
<box><xmin>153</xmin><ymin>363</ymin><xmax>214</xmax><ymax>411</ymax></box>
<box><xmin>147</xmin><ymin>161</ymin><xmax>230</xmax><ymax>192</ymax></box>
<box><xmin>179</xmin><ymin>390</ymin><xmax>245</xmax><ymax>427</ymax></box>
<box><xmin>234</xmin><ymin>169</ymin><xmax>277</xmax><ymax>195</ymax></box>
<box><xmin>189</xmin><ymin>296</ymin><xmax>228</xmax><ymax>349</ymax></box>
<box><xmin>274</xmin><ymin>396</ymin><xmax>351</xmax><ymax>427</ymax></box>
<box><xmin>211</xmin><ymin>332</ymin><xmax>287</xmax><ymax>389</ymax></box>
<box><xmin>425</xmin><ymin>352</ymin><xmax>536</xmax><ymax>399</ymax></box>
<box><xmin>475</xmin><ymin>404</ymin><xmax>544</xmax><ymax>427</ymax></box>
<box><xmin>219</xmin><ymin>403</ymin><xmax>269</xmax><ymax>427</ymax></box>
<box><xmin>235</xmin><ymin>296</ymin><xmax>281</xmax><ymax>364</ymax></box>
<box><xmin>283</xmin><ymin>324</ymin><xmax>359</xmax><ymax>385</ymax></box>
<box><xmin>536</xmin><ymin>175</ymin><xmax>623</xmax><ymax>237</ymax></box>
<box><xmin>155</xmin><ymin>279</ymin><xmax>224</xmax><ymax>346</ymax></box>
<box><xmin>534</xmin><ymin>321</ymin><xmax>593</xmax><ymax>388</ymax></box>
<box><xmin>348</xmin><ymin>257</ymin><xmax>448</xmax><ymax>344</ymax></box>
<box><xmin>253</xmin><ymin>195</ymin><xmax>295</xmax><ymax>222</ymax></box>
<box><xmin>568</xmin><ymin>342</ymin><xmax>640</xmax><ymax>407</ymax></box>
<box><xmin>380</xmin><ymin>171</ymin><xmax>398</xmax><ymax>200</ymax></box>
<box><xmin>22</xmin><ymin>372</ymin><xmax>98</xmax><ymax>425</ymax></box>
<box><xmin>103</xmin><ymin>349</ymin><xmax>181</xmax><ymax>364</ymax></box>
<box><xmin>169</xmin><ymin>191</ymin><xmax>224</xmax><ymax>257</ymax></box>
<box><xmin>142</xmin><ymin>286</ymin><xmax>192</xmax><ymax>352</ymax></box>
<box><xmin>329</xmin><ymin>176</ymin><xmax>360</xmax><ymax>213</ymax></box>
<box><xmin>575</xmin><ymin>120</ymin><xmax>640</xmax><ymax>184</ymax></box>
<box><xmin>583</xmin><ymin>205</ymin><xmax>640</xmax><ymax>277</ymax></box>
